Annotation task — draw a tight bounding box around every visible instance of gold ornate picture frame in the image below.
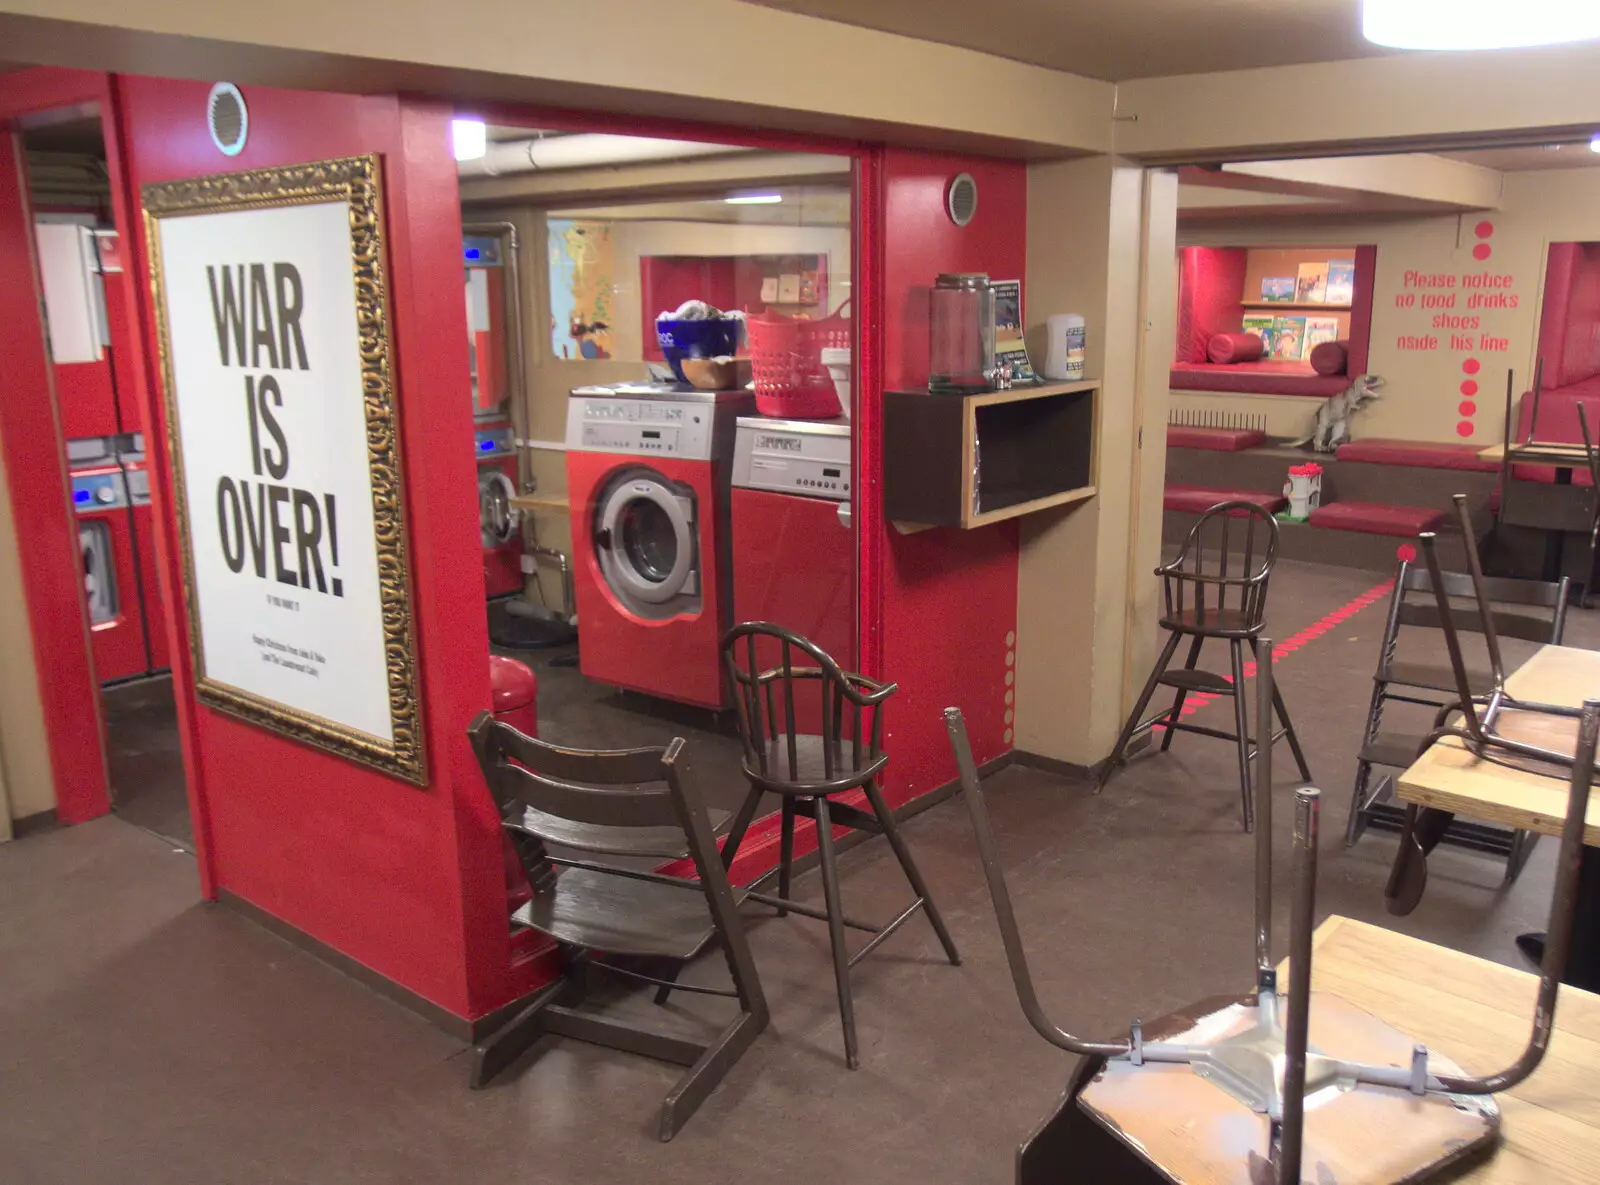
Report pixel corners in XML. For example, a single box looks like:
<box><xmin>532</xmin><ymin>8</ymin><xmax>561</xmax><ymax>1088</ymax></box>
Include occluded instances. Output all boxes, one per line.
<box><xmin>142</xmin><ymin>154</ymin><xmax>426</xmax><ymax>785</ymax></box>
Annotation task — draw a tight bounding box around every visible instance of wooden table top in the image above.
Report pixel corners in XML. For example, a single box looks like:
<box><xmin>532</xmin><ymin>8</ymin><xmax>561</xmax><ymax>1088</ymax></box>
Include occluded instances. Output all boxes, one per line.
<box><xmin>1478</xmin><ymin>440</ymin><xmax>1595</xmax><ymax>466</ymax></box>
<box><xmin>1301</xmin><ymin>916</ymin><xmax>1600</xmax><ymax>1182</ymax></box>
<box><xmin>1396</xmin><ymin>644</ymin><xmax>1600</xmax><ymax>845</ymax></box>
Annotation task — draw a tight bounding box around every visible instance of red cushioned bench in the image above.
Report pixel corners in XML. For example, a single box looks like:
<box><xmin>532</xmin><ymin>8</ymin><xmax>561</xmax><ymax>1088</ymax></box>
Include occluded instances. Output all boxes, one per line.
<box><xmin>1166</xmin><ymin>426</ymin><xmax>1267</xmax><ymax>452</ymax></box>
<box><xmin>1335</xmin><ymin>438</ymin><xmax>1500</xmax><ymax>473</ymax></box>
<box><xmin>1164</xmin><ymin>484</ymin><xmax>1287</xmax><ymax>515</ymax></box>
<box><xmin>1307</xmin><ymin>501</ymin><xmax>1445</xmax><ymax>537</ymax></box>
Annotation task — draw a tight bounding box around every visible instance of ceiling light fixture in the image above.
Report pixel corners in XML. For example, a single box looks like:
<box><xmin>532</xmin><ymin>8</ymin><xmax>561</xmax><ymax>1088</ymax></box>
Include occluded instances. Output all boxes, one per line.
<box><xmin>452</xmin><ymin>119</ymin><xmax>487</xmax><ymax>162</ymax></box>
<box><xmin>1591</xmin><ymin>134</ymin><xmax>1600</xmax><ymax>154</ymax></box>
<box><xmin>1363</xmin><ymin>0</ymin><xmax>1600</xmax><ymax>50</ymax></box>
<box><xmin>725</xmin><ymin>193</ymin><xmax>782</xmax><ymax>205</ymax></box>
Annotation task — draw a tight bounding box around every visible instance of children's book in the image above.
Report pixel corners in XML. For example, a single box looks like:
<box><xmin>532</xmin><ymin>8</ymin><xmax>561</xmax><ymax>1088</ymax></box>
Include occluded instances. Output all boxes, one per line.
<box><xmin>1261</xmin><ymin>276</ymin><xmax>1296</xmax><ymax>302</ymax></box>
<box><xmin>1242</xmin><ymin>314</ymin><xmax>1275</xmax><ymax>340</ymax></box>
<box><xmin>1295</xmin><ymin>261</ymin><xmax>1329</xmax><ymax>304</ymax></box>
<box><xmin>1272</xmin><ymin>315</ymin><xmax>1307</xmax><ymax>361</ymax></box>
<box><xmin>1325</xmin><ymin>259</ymin><xmax>1355</xmax><ymax>305</ymax></box>
<box><xmin>1301</xmin><ymin>315</ymin><xmax>1340</xmax><ymax>359</ymax></box>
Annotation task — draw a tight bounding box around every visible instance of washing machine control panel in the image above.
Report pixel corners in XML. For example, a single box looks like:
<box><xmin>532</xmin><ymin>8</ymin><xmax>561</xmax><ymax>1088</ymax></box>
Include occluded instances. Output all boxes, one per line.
<box><xmin>71</xmin><ymin>469</ymin><xmax>129</xmax><ymax>513</ymax></box>
<box><xmin>731</xmin><ymin>418</ymin><xmax>852</xmax><ymax>501</ymax></box>
<box><xmin>474</xmin><ymin>426</ymin><xmax>514</xmax><ymax>460</ymax></box>
<box><xmin>566</xmin><ymin>396</ymin><xmax>714</xmax><ymax>460</ymax></box>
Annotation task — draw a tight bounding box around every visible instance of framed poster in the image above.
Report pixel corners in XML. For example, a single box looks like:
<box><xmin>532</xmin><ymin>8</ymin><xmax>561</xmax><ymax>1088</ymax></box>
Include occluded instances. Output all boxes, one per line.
<box><xmin>143</xmin><ymin>154</ymin><xmax>425</xmax><ymax>784</ymax></box>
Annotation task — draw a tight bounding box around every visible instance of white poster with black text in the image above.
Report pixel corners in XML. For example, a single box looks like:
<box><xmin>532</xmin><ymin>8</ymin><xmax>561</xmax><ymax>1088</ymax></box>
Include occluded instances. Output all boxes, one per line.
<box><xmin>155</xmin><ymin>200</ymin><xmax>393</xmax><ymax>744</ymax></box>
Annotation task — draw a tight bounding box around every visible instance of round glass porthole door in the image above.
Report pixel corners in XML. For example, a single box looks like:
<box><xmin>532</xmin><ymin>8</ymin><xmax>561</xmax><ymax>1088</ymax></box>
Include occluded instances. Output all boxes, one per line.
<box><xmin>479</xmin><ymin>469</ymin><xmax>517</xmax><ymax>547</ymax></box>
<box><xmin>595</xmin><ymin>471</ymin><xmax>698</xmax><ymax>615</ymax></box>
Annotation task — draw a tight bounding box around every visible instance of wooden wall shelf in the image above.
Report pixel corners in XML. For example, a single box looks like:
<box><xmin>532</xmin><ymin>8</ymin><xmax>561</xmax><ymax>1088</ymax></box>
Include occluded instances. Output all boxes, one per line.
<box><xmin>884</xmin><ymin>381</ymin><xmax>1097</xmax><ymax>530</ymax></box>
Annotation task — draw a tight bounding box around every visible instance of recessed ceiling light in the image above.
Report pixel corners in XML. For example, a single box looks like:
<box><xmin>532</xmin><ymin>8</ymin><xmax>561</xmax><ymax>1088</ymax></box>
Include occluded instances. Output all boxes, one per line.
<box><xmin>1590</xmin><ymin>134</ymin><xmax>1600</xmax><ymax>154</ymax></box>
<box><xmin>452</xmin><ymin>119</ymin><xmax>487</xmax><ymax>162</ymax></box>
<box><xmin>725</xmin><ymin>193</ymin><xmax>782</xmax><ymax>205</ymax></box>
<box><xmin>1363</xmin><ymin>0</ymin><xmax>1600</xmax><ymax>50</ymax></box>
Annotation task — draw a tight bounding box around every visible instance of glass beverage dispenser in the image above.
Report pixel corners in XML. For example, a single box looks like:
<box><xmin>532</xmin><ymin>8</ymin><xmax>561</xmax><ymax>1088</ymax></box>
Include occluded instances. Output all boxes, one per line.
<box><xmin>928</xmin><ymin>273</ymin><xmax>996</xmax><ymax>394</ymax></box>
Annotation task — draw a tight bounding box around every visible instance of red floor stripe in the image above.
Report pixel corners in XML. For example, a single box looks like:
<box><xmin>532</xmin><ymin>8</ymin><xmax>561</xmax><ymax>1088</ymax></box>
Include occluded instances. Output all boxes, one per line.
<box><xmin>1155</xmin><ymin>577</ymin><xmax>1395</xmax><ymax>724</ymax></box>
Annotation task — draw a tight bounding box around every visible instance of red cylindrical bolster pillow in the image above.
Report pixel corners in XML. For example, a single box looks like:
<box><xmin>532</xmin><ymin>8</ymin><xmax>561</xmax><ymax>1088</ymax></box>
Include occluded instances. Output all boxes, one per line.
<box><xmin>1310</xmin><ymin>339</ymin><xmax>1349</xmax><ymax>376</ymax></box>
<box><xmin>1207</xmin><ymin>332</ymin><xmax>1266</xmax><ymax>364</ymax></box>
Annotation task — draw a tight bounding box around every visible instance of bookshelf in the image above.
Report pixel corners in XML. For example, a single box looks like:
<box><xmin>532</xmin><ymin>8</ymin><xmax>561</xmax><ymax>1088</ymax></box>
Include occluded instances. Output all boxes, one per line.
<box><xmin>1241</xmin><ymin>301</ymin><xmax>1353</xmax><ymax>313</ymax></box>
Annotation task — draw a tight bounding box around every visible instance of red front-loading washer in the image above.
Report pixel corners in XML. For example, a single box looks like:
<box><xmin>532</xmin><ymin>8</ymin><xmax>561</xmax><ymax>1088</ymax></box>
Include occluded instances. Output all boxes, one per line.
<box><xmin>565</xmin><ymin>384</ymin><xmax>754</xmax><ymax>709</ymax></box>
<box><xmin>729</xmin><ymin>417</ymin><xmax>855</xmax><ymax>705</ymax></box>
<box><xmin>476</xmin><ymin>422</ymin><xmax>524</xmax><ymax>598</ymax></box>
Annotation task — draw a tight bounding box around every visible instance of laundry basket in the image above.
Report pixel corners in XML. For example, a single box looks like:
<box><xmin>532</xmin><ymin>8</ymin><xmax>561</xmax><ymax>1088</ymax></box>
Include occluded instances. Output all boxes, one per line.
<box><xmin>746</xmin><ymin>301</ymin><xmax>852</xmax><ymax>419</ymax></box>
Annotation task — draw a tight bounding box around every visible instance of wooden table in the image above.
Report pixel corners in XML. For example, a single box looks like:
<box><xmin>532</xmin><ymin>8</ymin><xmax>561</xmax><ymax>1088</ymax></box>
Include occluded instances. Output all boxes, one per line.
<box><xmin>1303</xmin><ymin>916</ymin><xmax>1600</xmax><ymax>1183</ymax></box>
<box><xmin>1398</xmin><ymin>642</ymin><xmax>1600</xmax><ymax>991</ymax></box>
<box><xmin>1478</xmin><ymin>441</ymin><xmax>1596</xmax><ymax>467</ymax></box>
<box><xmin>1017</xmin><ymin>915</ymin><xmax>1600</xmax><ymax>1183</ymax></box>
<box><xmin>1397</xmin><ymin>645</ymin><xmax>1600</xmax><ymax>843</ymax></box>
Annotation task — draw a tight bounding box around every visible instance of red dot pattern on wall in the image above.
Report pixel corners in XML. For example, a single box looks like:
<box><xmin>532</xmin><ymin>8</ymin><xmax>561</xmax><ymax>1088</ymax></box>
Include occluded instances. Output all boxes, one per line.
<box><xmin>1473</xmin><ymin>220</ymin><xmax>1494</xmax><ymax>262</ymax></box>
<box><xmin>1458</xmin><ymin>356</ymin><xmax>1482</xmax><ymax>437</ymax></box>
<box><xmin>1473</xmin><ymin>243</ymin><xmax>1493</xmax><ymax>261</ymax></box>
<box><xmin>1475</xmin><ymin>220</ymin><xmax>1494</xmax><ymax>240</ymax></box>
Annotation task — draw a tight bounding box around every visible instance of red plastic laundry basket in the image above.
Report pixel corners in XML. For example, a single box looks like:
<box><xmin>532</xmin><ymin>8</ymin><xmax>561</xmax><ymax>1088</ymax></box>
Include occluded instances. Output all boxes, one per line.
<box><xmin>746</xmin><ymin>301</ymin><xmax>851</xmax><ymax>419</ymax></box>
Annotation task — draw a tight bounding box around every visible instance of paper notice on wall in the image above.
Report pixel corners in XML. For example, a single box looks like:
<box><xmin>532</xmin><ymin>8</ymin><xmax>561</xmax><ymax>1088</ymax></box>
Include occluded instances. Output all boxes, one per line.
<box><xmin>991</xmin><ymin>279</ymin><xmax>1036</xmax><ymax>383</ymax></box>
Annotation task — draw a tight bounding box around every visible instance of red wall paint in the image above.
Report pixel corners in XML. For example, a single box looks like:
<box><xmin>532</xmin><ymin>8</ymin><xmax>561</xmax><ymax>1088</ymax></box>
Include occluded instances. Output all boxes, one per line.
<box><xmin>872</xmin><ymin>148</ymin><xmax>1024</xmax><ymax>805</ymax></box>
<box><xmin>0</xmin><ymin>70</ymin><xmax>114</xmax><ymax>824</ymax></box>
<box><xmin>115</xmin><ymin>77</ymin><xmax>518</xmax><ymax>1018</ymax></box>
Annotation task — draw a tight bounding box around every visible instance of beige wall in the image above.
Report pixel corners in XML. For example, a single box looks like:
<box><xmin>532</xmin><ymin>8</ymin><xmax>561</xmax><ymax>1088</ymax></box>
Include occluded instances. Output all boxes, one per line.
<box><xmin>1178</xmin><ymin>166</ymin><xmax>1600</xmax><ymax>444</ymax></box>
<box><xmin>0</xmin><ymin>0</ymin><xmax>1113</xmax><ymax>156</ymax></box>
<box><xmin>1016</xmin><ymin>159</ymin><xmax>1174</xmax><ymax>767</ymax></box>
<box><xmin>1117</xmin><ymin>42</ymin><xmax>1600</xmax><ymax>162</ymax></box>
<box><xmin>0</xmin><ymin>433</ymin><xmax>55</xmax><ymax>827</ymax></box>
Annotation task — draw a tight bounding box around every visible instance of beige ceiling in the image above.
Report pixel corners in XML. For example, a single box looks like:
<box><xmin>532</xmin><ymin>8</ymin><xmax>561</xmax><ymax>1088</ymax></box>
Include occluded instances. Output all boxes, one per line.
<box><xmin>1441</xmin><ymin>144</ymin><xmax>1600</xmax><ymax>172</ymax></box>
<box><xmin>744</xmin><ymin>0</ymin><xmax>1393</xmax><ymax>81</ymax></box>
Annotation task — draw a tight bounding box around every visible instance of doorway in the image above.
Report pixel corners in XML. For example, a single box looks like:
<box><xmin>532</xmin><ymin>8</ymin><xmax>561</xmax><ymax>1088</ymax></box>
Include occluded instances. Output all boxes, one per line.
<box><xmin>457</xmin><ymin>122</ymin><xmax>859</xmax><ymax>817</ymax></box>
<box><xmin>20</xmin><ymin>108</ymin><xmax>188</xmax><ymax>846</ymax></box>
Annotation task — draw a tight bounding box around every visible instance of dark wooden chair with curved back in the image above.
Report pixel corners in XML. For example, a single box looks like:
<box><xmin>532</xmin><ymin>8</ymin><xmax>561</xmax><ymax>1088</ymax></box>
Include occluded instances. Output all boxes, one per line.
<box><xmin>711</xmin><ymin>622</ymin><xmax>961</xmax><ymax>1069</ymax></box>
<box><xmin>1096</xmin><ymin>500</ymin><xmax>1311</xmax><ymax>831</ymax></box>
<box><xmin>466</xmin><ymin>711</ymin><xmax>767</xmax><ymax>1141</ymax></box>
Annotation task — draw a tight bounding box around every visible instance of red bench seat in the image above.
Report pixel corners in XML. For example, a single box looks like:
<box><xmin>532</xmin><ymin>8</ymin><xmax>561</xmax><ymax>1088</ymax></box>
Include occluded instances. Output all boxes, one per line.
<box><xmin>1307</xmin><ymin>501</ymin><xmax>1445</xmax><ymax>537</ymax></box>
<box><xmin>1163</xmin><ymin>484</ymin><xmax>1286</xmax><ymax>515</ymax></box>
<box><xmin>1166</xmin><ymin>426</ymin><xmax>1267</xmax><ymax>452</ymax></box>
<box><xmin>1335</xmin><ymin>438</ymin><xmax>1499</xmax><ymax>473</ymax></box>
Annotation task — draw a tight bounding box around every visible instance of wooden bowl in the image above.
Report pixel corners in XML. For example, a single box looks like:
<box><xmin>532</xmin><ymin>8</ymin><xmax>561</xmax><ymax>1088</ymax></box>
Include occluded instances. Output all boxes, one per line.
<box><xmin>681</xmin><ymin>357</ymin><xmax>751</xmax><ymax>391</ymax></box>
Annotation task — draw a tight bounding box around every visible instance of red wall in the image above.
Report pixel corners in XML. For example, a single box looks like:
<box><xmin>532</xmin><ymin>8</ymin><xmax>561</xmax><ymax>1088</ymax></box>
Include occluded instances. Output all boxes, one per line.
<box><xmin>868</xmin><ymin>148</ymin><xmax>1023</xmax><ymax>805</ymax></box>
<box><xmin>0</xmin><ymin>70</ymin><xmax>118</xmax><ymax>824</ymax></box>
<box><xmin>115</xmin><ymin>77</ymin><xmax>520</xmax><ymax>1019</ymax></box>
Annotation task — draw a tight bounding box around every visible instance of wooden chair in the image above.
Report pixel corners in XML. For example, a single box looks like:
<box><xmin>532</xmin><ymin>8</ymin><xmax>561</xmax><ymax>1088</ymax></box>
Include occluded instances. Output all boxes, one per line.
<box><xmin>712</xmin><ymin>622</ymin><xmax>961</xmax><ymax>1070</ymax></box>
<box><xmin>1097</xmin><ymin>500</ymin><xmax>1310</xmax><ymax>831</ymax></box>
<box><xmin>1345</xmin><ymin>553</ymin><xmax>1568</xmax><ymax>883</ymax></box>
<box><xmin>466</xmin><ymin>711</ymin><xmax>767</xmax><ymax>1141</ymax></box>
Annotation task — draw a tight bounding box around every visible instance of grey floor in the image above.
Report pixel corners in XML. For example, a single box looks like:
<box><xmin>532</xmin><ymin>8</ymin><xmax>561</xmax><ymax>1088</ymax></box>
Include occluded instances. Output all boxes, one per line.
<box><xmin>2</xmin><ymin>558</ymin><xmax>1591</xmax><ymax>1185</ymax></box>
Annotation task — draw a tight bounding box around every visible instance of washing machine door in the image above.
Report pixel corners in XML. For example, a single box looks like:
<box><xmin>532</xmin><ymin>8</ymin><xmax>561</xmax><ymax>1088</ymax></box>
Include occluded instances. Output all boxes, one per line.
<box><xmin>594</xmin><ymin>470</ymin><xmax>699</xmax><ymax>615</ymax></box>
<box><xmin>479</xmin><ymin>469</ymin><xmax>517</xmax><ymax>547</ymax></box>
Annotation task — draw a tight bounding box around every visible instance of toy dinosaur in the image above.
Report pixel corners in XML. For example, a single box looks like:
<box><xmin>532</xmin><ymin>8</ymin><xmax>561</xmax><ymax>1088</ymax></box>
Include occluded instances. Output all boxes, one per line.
<box><xmin>1290</xmin><ymin>374</ymin><xmax>1385</xmax><ymax>452</ymax></box>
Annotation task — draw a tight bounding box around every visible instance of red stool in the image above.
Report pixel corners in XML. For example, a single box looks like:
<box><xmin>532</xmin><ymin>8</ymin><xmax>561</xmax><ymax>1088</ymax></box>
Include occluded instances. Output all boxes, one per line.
<box><xmin>489</xmin><ymin>655</ymin><xmax>539</xmax><ymax>910</ymax></box>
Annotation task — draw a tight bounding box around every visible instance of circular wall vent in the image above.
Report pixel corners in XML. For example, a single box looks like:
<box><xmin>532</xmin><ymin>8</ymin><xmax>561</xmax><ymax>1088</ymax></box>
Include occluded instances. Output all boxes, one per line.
<box><xmin>946</xmin><ymin>172</ymin><xmax>978</xmax><ymax>227</ymax></box>
<box><xmin>207</xmin><ymin>83</ymin><xmax>249</xmax><ymax>157</ymax></box>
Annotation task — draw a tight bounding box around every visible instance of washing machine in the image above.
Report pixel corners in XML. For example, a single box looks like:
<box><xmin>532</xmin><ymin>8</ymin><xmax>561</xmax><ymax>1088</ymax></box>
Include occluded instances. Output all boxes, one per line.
<box><xmin>67</xmin><ymin>436</ymin><xmax>150</xmax><ymax>685</ymax></box>
<box><xmin>566</xmin><ymin>384</ymin><xmax>754</xmax><ymax>708</ymax></box>
<box><xmin>476</xmin><ymin>424</ymin><xmax>524</xmax><ymax>598</ymax></box>
<box><xmin>730</xmin><ymin>417</ymin><xmax>855</xmax><ymax>705</ymax></box>
<box><xmin>118</xmin><ymin>435</ymin><xmax>169</xmax><ymax>674</ymax></box>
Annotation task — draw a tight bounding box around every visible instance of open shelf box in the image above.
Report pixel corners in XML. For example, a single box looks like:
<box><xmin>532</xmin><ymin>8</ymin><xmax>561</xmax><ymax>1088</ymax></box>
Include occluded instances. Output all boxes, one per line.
<box><xmin>884</xmin><ymin>381</ymin><xmax>1097</xmax><ymax>529</ymax></box>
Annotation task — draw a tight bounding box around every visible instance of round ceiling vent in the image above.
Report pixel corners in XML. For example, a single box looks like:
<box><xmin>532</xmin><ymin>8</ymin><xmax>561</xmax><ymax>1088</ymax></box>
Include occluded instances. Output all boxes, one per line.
<box><xmin>946</xmin><ymin>172</ymin><xmax>978</xmax><ymax>227</ymax></box>
<box><xmin>207</xmin><ymin>83</ymin><xmax>249</xmax><ymax>157</ymax></box>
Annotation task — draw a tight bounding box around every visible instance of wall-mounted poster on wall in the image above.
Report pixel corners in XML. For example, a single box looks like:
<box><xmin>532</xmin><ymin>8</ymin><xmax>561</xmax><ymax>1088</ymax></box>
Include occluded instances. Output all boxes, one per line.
<box><xmin>142</xmin><ymin>154</ymin><xmax>426</xmax><ymax>785</ymax></box>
